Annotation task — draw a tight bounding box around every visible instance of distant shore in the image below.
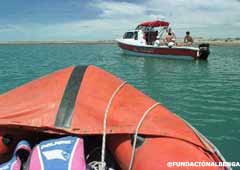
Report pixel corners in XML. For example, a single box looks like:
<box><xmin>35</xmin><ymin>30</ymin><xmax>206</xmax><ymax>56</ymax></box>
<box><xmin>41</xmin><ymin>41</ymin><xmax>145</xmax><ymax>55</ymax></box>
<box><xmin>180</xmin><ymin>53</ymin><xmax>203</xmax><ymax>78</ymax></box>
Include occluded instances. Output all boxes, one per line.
<box><xmin>0</xmin><ymin>38</ymin><xmax>240</xmax><ymax>46</ymax></box>
<box><xmin>193</xmin><ymin>38</ymin><xmax>240</xmax><ymax>46</ymax></box>
<box><xmin>0</xmin><ymin>40</ymin><xmax>115</xmax><ymax>45</ymax></box>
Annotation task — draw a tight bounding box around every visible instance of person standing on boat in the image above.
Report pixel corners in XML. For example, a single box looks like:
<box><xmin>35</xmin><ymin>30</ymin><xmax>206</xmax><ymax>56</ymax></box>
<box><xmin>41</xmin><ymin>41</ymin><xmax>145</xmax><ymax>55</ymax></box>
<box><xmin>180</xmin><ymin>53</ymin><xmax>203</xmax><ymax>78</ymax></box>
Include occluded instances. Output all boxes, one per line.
<box><xmin>184</xmin><ymin>31</ymin><xmax>194</xmax><ymax>46</ymax></box>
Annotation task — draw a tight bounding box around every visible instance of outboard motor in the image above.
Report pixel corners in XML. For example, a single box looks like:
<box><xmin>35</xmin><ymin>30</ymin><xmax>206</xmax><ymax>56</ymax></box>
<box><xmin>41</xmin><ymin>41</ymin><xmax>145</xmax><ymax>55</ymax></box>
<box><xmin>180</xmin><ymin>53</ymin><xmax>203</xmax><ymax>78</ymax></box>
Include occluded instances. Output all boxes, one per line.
<box><xmin>198</xmin><ymin>43</ymin><xmax>210</xmax><ymax>60</ymax></box>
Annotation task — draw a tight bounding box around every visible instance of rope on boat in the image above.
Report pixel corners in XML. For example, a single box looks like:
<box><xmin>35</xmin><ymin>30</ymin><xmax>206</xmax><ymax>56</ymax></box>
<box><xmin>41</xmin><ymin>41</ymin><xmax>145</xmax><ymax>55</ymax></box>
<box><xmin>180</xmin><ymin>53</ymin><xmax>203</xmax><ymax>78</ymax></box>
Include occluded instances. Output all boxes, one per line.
<box><xmin>128</xmin><ymin>107</ymin><xmax>229</xmax><ymax>170</ymax></box>
<box><xmin>128</xmin><ymin>102</ymin><xmax>160</xmax><ymax>170</ymax></box>
<box><xmin>173</xmin><ymin>113</ymin><xmax>230</xmax><ymax>169</ymax></box>
<box><xmin>101</xmin><ymin>81</ymin><xmax>127</xmax><ymax>170</ymax></box>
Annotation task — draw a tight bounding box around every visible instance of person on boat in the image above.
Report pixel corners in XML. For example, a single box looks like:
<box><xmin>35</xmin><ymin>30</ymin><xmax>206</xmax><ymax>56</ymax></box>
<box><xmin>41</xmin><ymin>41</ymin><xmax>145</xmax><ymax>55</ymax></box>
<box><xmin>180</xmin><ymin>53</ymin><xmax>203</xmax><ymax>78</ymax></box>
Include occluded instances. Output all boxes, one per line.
<box><xmin>167</xmin><ymin>27</ymin><xmax>176</xmax><ymax>41</ymax></box>
<box><xmin>184</xmin><ymin>31</ymin><xmax>194</xmax><ymax>46</ymax></box>
<box><xmin>164</xmin><ymin>32</ymin><xmax>175</xmax><ymax>44</ymax></box>
<box><xmin>163</xmin><ymin>32</ymin><xmax>176</xmax><ymax>47</ymax></box>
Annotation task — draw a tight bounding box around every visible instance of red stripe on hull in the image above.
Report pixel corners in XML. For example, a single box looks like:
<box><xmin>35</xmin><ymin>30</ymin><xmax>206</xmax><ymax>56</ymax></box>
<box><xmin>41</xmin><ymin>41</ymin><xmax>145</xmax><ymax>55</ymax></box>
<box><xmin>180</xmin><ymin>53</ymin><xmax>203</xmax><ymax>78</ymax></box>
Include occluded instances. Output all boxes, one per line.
<box><xmin>118</xmin><ymin>42</ymin><xmax>198</xmax><ymax>59</ymax></box>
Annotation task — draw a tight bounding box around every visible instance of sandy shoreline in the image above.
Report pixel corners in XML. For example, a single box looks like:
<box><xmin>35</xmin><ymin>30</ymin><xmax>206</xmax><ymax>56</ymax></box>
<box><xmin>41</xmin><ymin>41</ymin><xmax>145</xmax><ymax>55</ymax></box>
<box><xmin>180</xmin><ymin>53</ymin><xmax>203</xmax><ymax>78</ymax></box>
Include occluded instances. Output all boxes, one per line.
<box><xmin>0</xmin><ymin>38</ymin><xmax>240</xmax><ymax>46</ymax></box>
<box><xmin>193</xmin><ymin>38</ymin><xmax>240</xmax><ymax>46</ymax></box>
<box><xmin>0</xmin><ymin>40</ymin><xmax>115</xmax><ymax>45</ymax></box>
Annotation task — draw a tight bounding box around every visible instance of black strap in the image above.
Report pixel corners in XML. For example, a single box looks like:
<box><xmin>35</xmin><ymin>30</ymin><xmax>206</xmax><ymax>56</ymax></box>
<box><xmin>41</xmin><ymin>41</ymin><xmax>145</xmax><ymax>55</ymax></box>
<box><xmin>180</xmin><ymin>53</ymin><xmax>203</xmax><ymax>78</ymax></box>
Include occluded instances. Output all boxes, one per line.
<box><xmin>55</xmin><ymin>65</ymin><xmax>88</xmax><ymax>128</ymax></box>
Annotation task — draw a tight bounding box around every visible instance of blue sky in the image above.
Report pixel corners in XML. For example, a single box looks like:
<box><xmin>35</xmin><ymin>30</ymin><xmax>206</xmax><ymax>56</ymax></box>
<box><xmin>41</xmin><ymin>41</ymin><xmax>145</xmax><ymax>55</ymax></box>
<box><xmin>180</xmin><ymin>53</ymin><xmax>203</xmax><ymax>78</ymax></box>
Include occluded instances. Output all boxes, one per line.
<box><xmin>0</xmin><ymin>0</ymin><xmax>239</xmax><ymax>41</ymax></box>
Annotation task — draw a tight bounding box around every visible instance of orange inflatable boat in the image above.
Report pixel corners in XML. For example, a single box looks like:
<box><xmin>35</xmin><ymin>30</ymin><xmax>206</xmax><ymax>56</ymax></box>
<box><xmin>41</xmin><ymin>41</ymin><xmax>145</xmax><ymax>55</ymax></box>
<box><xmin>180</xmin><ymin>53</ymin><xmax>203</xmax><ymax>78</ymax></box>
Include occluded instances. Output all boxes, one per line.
<box><xmin>0</xmin><ymin>65</ymin><xmax>229</xmax><ymax>169</ymax></box>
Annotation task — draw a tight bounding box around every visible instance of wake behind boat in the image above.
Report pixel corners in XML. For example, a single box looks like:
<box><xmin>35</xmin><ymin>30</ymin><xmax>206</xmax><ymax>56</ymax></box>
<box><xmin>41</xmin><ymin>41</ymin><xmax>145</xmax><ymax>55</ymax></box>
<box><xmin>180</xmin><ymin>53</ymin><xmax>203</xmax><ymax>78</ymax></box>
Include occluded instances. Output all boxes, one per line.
<box><xmin>117</xmin><ymin>20</ymin><xmax>210</xmax><ymax>60</ymax></box>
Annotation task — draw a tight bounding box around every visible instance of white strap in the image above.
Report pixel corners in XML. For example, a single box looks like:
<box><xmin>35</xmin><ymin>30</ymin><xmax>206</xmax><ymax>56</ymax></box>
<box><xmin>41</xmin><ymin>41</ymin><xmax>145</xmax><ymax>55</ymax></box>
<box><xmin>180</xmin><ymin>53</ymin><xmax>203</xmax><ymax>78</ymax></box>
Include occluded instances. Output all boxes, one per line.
<box><xmin>128</xmin><ymin>102</ymin><xmax>160</xmax><ymax>170</ymax></box>
<box><xmin>101</xmin><ymin>81</ymin><xmax>127</xmax><ymax>170</ymax></box>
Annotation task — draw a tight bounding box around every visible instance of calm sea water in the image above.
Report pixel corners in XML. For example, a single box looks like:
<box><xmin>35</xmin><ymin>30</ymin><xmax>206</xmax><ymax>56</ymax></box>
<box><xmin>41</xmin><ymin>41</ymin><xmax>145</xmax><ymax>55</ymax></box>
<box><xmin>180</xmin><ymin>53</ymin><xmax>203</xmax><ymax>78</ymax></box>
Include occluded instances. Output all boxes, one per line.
<box><xmin>0</xmin><ymin>44</ymin><xmax>239</xmax><ymax>163</ymax></box>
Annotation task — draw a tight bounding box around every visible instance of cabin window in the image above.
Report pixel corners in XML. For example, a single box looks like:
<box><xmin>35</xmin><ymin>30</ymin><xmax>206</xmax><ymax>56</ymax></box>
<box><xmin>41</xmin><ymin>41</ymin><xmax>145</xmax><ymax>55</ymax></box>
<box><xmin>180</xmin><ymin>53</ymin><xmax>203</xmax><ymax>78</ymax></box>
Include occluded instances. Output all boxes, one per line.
<box><xmin>123</xmin><ymin>32</ymin><xmax>134</xmax><ymax>39</ymax></box>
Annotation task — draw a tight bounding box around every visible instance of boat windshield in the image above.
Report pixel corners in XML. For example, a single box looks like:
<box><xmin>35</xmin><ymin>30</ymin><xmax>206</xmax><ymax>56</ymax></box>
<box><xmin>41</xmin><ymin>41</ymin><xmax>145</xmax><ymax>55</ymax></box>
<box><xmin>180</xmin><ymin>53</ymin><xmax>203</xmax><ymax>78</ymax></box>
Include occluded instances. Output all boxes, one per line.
<box><xmin>123</xmin><ymin>32</ymin><xmax>138</xmax><ymax>39</ymax></box>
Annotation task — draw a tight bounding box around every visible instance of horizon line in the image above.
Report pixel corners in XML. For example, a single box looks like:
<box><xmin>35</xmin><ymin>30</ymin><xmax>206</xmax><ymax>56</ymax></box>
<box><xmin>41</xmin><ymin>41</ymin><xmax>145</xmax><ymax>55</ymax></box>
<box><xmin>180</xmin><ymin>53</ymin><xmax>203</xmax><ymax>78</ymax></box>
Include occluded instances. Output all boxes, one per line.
<box><xmin>0</xmin><ymin>38</ymin><xmax>240</xmax><ymax>45</ymax></box>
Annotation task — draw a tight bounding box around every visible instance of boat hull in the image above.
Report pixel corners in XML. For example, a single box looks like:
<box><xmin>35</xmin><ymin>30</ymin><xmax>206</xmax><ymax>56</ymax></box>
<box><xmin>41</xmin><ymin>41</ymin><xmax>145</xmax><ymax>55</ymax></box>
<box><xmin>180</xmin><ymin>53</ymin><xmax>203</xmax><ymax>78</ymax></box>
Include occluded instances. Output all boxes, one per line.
<box><xmin>121</xmin><ymin>48</ymin><xmax>193</xmax><ymax>60</ymax></box>
<box><xmin>0</xmin><ymin>65</ymin><xmax>226</xmax><ymax>169</ymax></box>
<box><xmin>108</xmin><ymin>135</ymin><xmax>225</xmax><ymax>170</ymax></box>
<box><xmin>118</xmin><ymin>41</ymin><xmax>199</xmax><ymax>60</ymax></box>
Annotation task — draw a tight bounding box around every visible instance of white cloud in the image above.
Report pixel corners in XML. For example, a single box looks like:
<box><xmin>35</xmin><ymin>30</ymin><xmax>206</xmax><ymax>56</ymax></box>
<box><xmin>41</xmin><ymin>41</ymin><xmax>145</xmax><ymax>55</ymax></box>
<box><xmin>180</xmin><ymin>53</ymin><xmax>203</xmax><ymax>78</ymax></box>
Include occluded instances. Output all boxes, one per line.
<box><xmin>90</xmin><ymin>0</ymin><xmax>240</xmax><ymax>38</ymax></box>
<box><xmin>93</xmin><ymin>1</ymin><xmax>146</xmax><ymax>18</ymax></box>
<box><xmin>146</xmin><ymin>0</ymin><xmax>240</xmax><ymax>26</ymax></box>
<box><xmin>0</xmin><ymin>0</ymin><xmax>239</xmax><ymax>40</ymax></box>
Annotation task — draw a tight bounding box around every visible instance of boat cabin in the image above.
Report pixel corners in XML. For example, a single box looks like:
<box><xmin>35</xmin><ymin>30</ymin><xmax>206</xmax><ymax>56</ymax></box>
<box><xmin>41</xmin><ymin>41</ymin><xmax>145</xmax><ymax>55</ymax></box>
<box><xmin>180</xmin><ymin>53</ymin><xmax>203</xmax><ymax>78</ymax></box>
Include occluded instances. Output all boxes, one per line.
<box><xmin>122</xmin><ymin>20</ymin><xmax>170</xmax><ymax>46</ymax></box>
